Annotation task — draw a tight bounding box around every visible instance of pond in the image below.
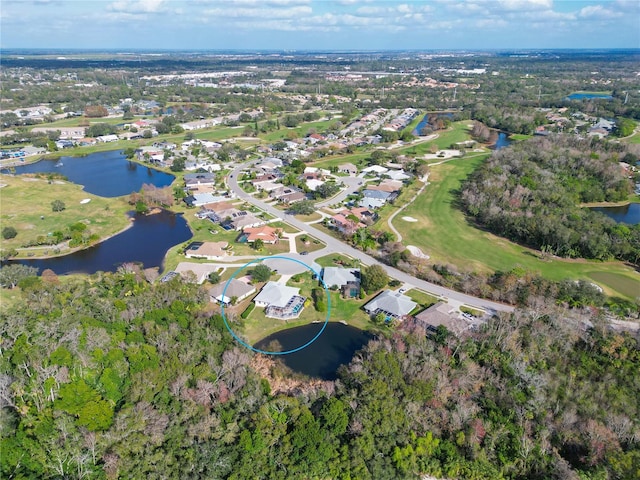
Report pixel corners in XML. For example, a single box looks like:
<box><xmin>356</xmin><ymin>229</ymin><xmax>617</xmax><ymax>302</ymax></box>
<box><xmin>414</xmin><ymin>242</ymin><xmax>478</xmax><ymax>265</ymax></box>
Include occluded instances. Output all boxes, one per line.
<box><xmin>413</xmin><ymin>112</ymin><xmax>454</xmax><ymax>136</ymax></box>
<box><xmin>492</xmin><ymin>132</ymin><xmax>511</xmax><ymax>150</ymax></box>
<box><xmin>592</xmin><ymin>203</ymin><xmax>640</xmax><ymax>225</ymax></box>
<box><xmin>566</xmin><ymin>92</ymin><xmax>613</xmax><ymax>100</ymax></box>
<box><xmin>254</xmin><ymin>323</ymin><xmax>374</xmax><ymax>380</ymax></box>
<box><xmin>8</xmin><ymin>209</ymin><xmax>192</xmax><ymax>275</ymax></box>
<box><xmin>2</xmin><ymin>149</ymin><xmax>175</xmax><ymax>197</ymax></box>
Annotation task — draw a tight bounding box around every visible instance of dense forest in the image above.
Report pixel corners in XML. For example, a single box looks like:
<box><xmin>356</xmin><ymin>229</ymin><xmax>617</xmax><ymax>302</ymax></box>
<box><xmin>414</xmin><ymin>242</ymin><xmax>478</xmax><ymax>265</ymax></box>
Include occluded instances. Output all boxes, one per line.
<box><xmin>459</xmin><ymin>135</ymin><xmax>640</xmax><ymax>264</ymax></box>
<box><xmin>1</xmin><ymin>269</ymin><xmax>639</xmax><ymax>479</ymax></box>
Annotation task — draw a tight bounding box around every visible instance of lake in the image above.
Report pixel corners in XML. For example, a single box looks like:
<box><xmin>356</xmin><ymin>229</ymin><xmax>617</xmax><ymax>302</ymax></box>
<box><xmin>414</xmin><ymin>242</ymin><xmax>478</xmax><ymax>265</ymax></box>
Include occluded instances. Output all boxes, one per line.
<box><xmin>2</xmin><ymin>149</ymin><xmax>175</xmax><ymax>197</ymax></box>
<box><xmin>592</xmin><ymin>203</ymin><xmax>640</xmax><ymax>225</ymax></box>
<box><xmin>254</xmin><ymin>323</ymin><xmax>374</xmax><ymax>380</ymax></box>
<box><xmin>567</xmin><ymin>92</ymin><xmax>613</xmax><ymax>100</ymax></box>
<box><xmin>8</xmin><ymin>209</ymin><xmax>192</xmax><ymax>275</ymax></box>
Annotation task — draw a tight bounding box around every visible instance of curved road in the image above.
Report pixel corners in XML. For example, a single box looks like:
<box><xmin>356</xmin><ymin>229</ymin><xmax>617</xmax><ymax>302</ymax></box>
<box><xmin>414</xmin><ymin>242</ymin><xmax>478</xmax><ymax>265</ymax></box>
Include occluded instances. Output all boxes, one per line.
<box><xmin>228</xmin><ymin>165</ymin><xmax>514</xmax><ymax>314</ymax></box>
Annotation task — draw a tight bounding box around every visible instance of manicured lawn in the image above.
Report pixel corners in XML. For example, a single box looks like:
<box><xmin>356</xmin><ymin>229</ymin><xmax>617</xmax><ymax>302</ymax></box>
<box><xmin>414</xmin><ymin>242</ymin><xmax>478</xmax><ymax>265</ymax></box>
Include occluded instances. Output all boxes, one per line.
<box><xmin>405</xmin><ymin>289</ymin><xmax>440</xmax><ymax>308</ymax></box>
<box><xmin>0</xmin><ymin>175</ymin><xmax>131</xmax><ymax>258</ymax></box>
<box><xmin>295</xmin><ymin>234</ymin><xmax>325</xmax><ymax>254</ymax></box>
<box><xmin>296</xmin><ymin>212</ymin><xmax>323</xmax><ymax>223</ymax></box>
<box><xmin>397</xmin><ymin>157</ymin><xmax>640</xmax><ymax>300</ymax></box>
<box><xmin>315</xmin><ymin>253</ymin><xmax>359</xmax><ymax>268</ymax></box>
<box><xmin>509</xmin><ymin>134</ymin><xmax>533</xmax><ymax>141</ymax></box>
<box><xmin>624</xmin><ymin>132</ymin><xmax>640</xmax><ymax>144</ymax></box>
<box><xmin>400</xmin><ymin>121</ymin><xmax>476</xmax><ymax>155</ymax></box>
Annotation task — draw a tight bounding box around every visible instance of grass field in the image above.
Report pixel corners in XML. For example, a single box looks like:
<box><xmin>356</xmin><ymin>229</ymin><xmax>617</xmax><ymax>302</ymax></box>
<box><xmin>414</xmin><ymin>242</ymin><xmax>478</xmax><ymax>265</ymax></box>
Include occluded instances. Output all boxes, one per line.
<box><xmin>624</xmin><ymin>132</ymin><xmax>640</xmax><ymax>144</ymax></box>
<box><xmin>315</xmin><ymin>253</ymin><xmax>359</xmax><ymax>268</ymax></box>
<box><xmin>0</xmin><ymin>174</ymin><xmax>131</xmax><ymax>258</ymax></box>
<box><xmin>395</xmin><ymin>157</ymin><xmax>640</xmax><ymax>300</ymax></box>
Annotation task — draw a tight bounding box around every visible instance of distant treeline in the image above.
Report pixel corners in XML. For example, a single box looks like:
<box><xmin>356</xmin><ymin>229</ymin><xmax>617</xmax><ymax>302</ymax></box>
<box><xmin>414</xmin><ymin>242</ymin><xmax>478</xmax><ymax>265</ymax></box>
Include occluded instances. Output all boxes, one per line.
<box><xmin>459</xmin><ymin>135</ymin><xmax>640</xmax><ymax>264</ymax></box>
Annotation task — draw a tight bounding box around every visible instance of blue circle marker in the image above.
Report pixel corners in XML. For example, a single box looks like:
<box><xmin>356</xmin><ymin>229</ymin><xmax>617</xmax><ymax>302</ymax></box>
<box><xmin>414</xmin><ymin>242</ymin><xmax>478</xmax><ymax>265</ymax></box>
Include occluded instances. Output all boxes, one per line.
<box><xmin>220</xmin><ymin>255</ymin><xmax>331</xmax><ymax>355</ymax></box>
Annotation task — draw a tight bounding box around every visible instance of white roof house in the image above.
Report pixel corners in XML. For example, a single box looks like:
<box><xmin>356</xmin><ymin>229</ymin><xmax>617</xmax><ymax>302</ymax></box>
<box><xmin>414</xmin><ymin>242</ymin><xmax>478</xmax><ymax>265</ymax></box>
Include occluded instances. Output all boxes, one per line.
<box><xmin>385</xmin><ymin>169</ymin><xmax>411</xmax><ymax>181</ymax></box>
<box><xmin>362</xmin><ymin>165</ymin><xmax>388</xmax><ymax>175</ymax></box>
<box><xmin>306</xmin><ymin>178</ymin><xmax>325</xmax><ymax>191</ymax></box>
<box><xmin>363</xmin><ymin>290</ymin><xmax>417</xmax><ymax>320</ymax></box>
<box><xmin>253</xmin><ymin>281</ymin><xmax>301</xmax><ymax>308</ymax></box>
<box><xmin>322</xmin><ymin>267</ymin><xmax>360</xmax><ymax>289</ymax></box>
<box><xmin>96</xmin><ymin>134</ymin><xmax>119</xmax><ymax>143</ymax></box>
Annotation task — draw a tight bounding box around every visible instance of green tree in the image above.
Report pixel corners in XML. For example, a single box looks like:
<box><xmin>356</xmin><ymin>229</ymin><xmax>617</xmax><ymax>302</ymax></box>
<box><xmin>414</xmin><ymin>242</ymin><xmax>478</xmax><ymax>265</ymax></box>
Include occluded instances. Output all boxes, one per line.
<box><xmin>2</xmin><ymin>226</ymin><xmax>17</xmax><ymax>239</ymax></box>
<box><xmin>613</xmin><ymin>117</ymin><xmax>635</xmax><ymax>137</ymax></box>
<box><xmin>208</xmin><ymin>271</ymin><xmax>221</xmax><ymax>284</ymax></box>
<box><xmin>170</xmin><ymin>157</ymin><xmax>185</xmax><ymax>172</ymax></box>
<box><xmin>0</xmin><ymin>264</ymin><xmax>38</xmax><ymax>288</ymax></box>
<box><xmin>253</xmin><ymin>239</ymin><xmax>264</xmax><ymax>251</ymax></box>
<box><xmin>361</xmin><ymin>264</ymin><xmax>389</xmax><ymax>293</ymax></box>
<box><xmin>287</xmin><ymin>200</ymin><xmax>315</xmax><ymax>215</ymax></box>
<box><xmin>251</xmin><ymin>264</ymin><xmax>272</xmax><ymax>283</ymax></box>
<box><xmin>51</xmin><ymin>200</ymin><xmax>66</xmax><ymax>212</ymax></box>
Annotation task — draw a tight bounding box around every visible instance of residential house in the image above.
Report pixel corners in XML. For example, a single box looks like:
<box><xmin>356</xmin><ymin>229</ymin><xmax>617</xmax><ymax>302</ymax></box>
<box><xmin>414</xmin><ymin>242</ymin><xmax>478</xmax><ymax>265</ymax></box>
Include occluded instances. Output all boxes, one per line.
<box><xmin>242</xmin><ymin>225</ymin><xmax>280</xmax><ymax>244</ymax></box>
<box><xmin>184</xmin><ymin>173</ymin><xmax>216</xmax><ymax>189</ymax></box>
<box><xmin>252</xmin><ymin>173</ymin><xmax>280</xmax><ymax>189</ymax></box>
<box><xmin>385</xmin><ymin>169</ymin><xmax>411</xmax><ymax>182</ymax></box>
<box><xmin>184</xmin><ymin>193</ymin><xmax>229</xmax><ymax>207</ymax></box>
<box><xmin>322</xmin><ymin>267</ymin><xmax>361</xmax><ymax>298</ymax></box>
<box><xmin>368</xmin><ymin>179</ymin><xmax>403</xmax><ymax>194</ymax></box>
<box><xmin>256</xmin><ymin>157</ymin><xmax>284</xmax><ymax>171</ymax></box>
<box><xmin>209</xmin><ymin>279</ymin><xmax>256</xmax><ymax>305</ymax></box>
<box><xmin>331</xmin><ymin>213</ymin><xmax>365</xmax><ymax>236</ymax></box>
<box><xmin>229</xmin><ymin>214</ymin><xmax>265</xmax><ymax>231</ymax></box>
<box><xmin>305</xmin><ymin>178</ymin><xmax>325</xmax><ymax>191</ymax></box>
<box><xmin>359</xmin><ymin>197</ymin><xmax>386</xmax><ymax>210</ymax></box>
<box><xmin>185</xmin><ymin>241</ymin><xmax>229</xmax><ymax>260</ymax></box>
<box><xmin>363</xmin><ymin>290</ymin><xmax>417</xmax><ymax>321</ymax></box>
<box><xmin>304</xmin><ymin>166</ymin><xmax>331</xmax><ymax>176</ymax></box>
<box><xmin>411</xmin><ymin>302</ymin><xmax>468</xmax><ymax>336</ymax></box>
<box><xmin>180</xmin><ymin>119</ymin><xmax>219</xmax><ymax>130</ymax></box>
<box><xmin>253</xmin><ymin>281</ymin><xmax>306</xmax><ymax>319</ymax></box>
<box><xmin>279</xmin><ymin>191</ymin><xmax>307</xmax><ymax>204</ymax></box>
<box><xmin>96</xmin><ymin>134</ymin><xmax>119</xmax><ymax>143</ymax></box>
<box><xmin>361</xmin><ymin>165</ymin><xmax>389</xmax><ymax>176</ymax></box>
<box><xmin>359</xmin><ymin>189</ymin><xmax>396</xmax><ymax>209</ymax></box>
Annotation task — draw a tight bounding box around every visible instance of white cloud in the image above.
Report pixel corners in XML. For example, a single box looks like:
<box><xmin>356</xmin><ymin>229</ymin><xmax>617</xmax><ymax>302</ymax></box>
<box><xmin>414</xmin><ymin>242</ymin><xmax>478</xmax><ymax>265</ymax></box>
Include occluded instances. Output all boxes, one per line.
<box><xmin>108</xmin><ymin>0</ymin><xmax>167</xmax><ymax>14</ymax></box>
<box><xmin>498</xmin><ymin>0</ymin><xmax>553</xmax><ymax>11</ymax></box>
<box><xmin>203</xmin><ymin>5</ymin><xmax>312</xmax><ymax>19</ymax></box>
<box><xmin>579</xmin><ymin>5</ymin><xmax>623</xmax><ymax>19</ymax></box>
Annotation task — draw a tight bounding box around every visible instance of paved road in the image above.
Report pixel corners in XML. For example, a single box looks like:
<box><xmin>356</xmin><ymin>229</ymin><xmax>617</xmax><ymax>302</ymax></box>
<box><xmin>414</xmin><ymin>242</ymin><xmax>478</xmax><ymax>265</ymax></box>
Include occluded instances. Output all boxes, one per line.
<box><xmin>228</xmin><ymin>164</ymin><xmax>514</xmax><ymax>314</ymax></box>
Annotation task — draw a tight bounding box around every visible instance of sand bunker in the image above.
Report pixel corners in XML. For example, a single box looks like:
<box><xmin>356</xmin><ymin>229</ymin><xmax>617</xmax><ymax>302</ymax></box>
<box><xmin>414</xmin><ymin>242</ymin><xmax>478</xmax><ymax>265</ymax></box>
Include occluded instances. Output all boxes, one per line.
<box><xmin>402</xmin><ymin>216</ymin><xmax>418</xmax><ymax>222</ymax></box>
<box><xmin>407</xmin><ymin>245</ymin><xmax>430</xmax><ymax>259</ymax></box>
<box><xmin>80</xmin><ymin>198</ymin><xmax>91</xmax><ymax>204</ymax></box>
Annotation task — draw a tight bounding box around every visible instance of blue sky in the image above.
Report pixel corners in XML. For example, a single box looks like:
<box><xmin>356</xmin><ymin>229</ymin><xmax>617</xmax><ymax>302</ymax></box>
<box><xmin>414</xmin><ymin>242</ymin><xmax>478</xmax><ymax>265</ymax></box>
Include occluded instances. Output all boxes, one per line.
<box><xmin>1</xmin><ymin>0</ymin><xmax>638</xmax><ymax>50</ymax></box>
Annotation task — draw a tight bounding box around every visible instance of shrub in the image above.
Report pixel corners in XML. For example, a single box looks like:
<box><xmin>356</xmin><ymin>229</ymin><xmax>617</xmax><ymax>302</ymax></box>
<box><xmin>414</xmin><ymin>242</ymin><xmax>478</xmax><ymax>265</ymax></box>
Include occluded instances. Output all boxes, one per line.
<box><xmin>51</xmin><ymin>200</ymin><xmax>66</xmax><ymax>212</ymax></box>
<box><xmin>2</xmin><ymin>226</ymin><xmax>17</xmax><ymax>239</ymax></box>
<box><xmin>241</xmin><ymin>303</ymin><xmax>255</xmax><ymax>319</ymax></box>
